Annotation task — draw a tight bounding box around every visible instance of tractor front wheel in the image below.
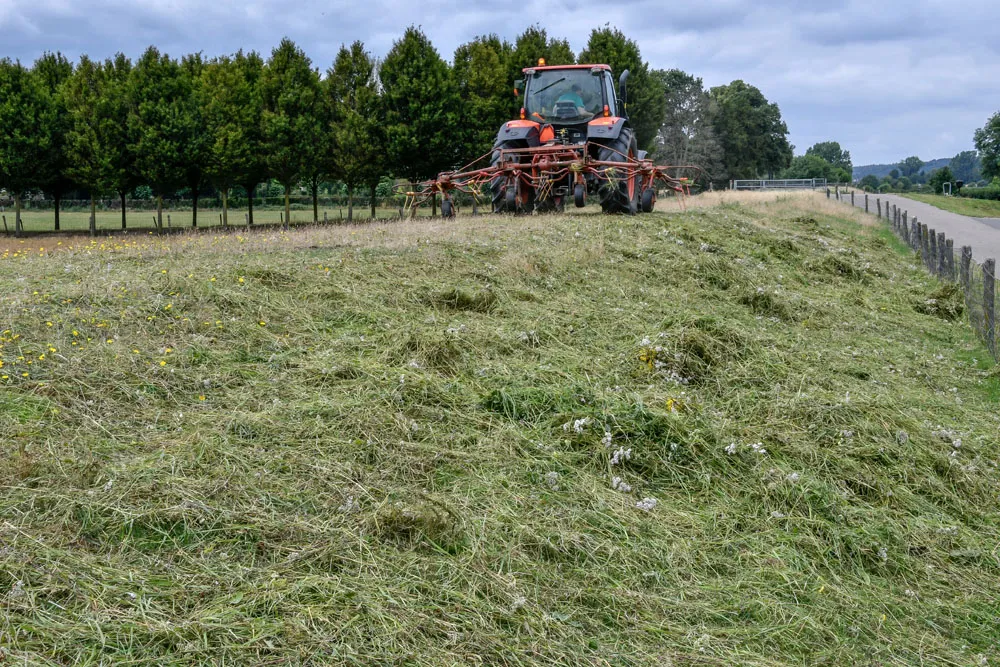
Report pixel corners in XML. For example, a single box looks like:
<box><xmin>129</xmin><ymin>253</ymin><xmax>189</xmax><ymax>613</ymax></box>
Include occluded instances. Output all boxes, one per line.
<box><xmin>491</xmin><ymin>141</ymin><xmax>534</xmax><ymax>214</ymax></box>
<box><xmin>597</xmin><ymin>129</ymin><xmax>639</xmax><ymax>215</ymax></box>
<box><xmin>574</xmin><ymin>183</ymin><xmax>586</xmax><ymax>208</ymax></box>
<box><xmin>640</xmin><ymin>188</ymin><xmax>655</xmax><ymax>213</ymax></box>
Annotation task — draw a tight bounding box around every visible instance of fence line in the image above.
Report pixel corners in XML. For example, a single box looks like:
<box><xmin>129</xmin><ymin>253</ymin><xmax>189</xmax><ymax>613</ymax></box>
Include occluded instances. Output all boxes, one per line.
<box><xmin>832</xmin><ymin>189</ymin><xmax>998</xmax><ymax>361</ymax></box>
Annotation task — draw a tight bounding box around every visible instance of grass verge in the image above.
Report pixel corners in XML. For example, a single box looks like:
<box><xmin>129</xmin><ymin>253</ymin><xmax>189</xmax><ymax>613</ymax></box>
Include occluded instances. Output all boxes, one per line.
<box><xmin>1</xmin><ymin>192</ymin><xmax>998</xmax><ymax>665</ymax></box>
<box><xmin>900</xmin><ymin>192</ymin><xmax>1000</xmax><ymax>218</ymax></box>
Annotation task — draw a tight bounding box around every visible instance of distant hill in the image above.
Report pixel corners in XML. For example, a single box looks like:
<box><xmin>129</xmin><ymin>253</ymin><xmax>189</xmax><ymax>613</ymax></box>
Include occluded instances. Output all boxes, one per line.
<box><xmin>853</xmin><ymin>158</ymin><xmax>951</xmax><ymax>181</ymax></box>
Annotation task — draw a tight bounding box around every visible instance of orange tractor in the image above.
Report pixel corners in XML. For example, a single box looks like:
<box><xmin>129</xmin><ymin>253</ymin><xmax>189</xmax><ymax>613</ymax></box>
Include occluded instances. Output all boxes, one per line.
<box><xmin>404</xmin><ymin>60</ymin><xmax>692</xmax><ymax>217</ymax></box>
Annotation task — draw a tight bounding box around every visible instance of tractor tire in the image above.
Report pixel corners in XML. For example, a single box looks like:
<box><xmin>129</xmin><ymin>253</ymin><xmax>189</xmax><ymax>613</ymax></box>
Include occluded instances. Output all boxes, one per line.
<box><xmin>441</xmin><ymin>199</ymin><xmax>455</xmax><ymax>218</ymax></box>
<box><xmin>640</xmin><ymin>187</ymin><xmax>655</xmax><ymax>213</ymax></box>
<box><xmin>597</xmin><ymin>129</ymin><xmax>639</xmax><ymax>215</ymax></box>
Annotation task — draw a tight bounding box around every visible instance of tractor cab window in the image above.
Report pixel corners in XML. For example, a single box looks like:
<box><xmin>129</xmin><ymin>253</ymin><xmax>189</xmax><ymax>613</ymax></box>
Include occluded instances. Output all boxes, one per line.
<box><xmin>524</xmin><ymin>69</ymin><xmax>604</xmax><ymax>123</ymax></box>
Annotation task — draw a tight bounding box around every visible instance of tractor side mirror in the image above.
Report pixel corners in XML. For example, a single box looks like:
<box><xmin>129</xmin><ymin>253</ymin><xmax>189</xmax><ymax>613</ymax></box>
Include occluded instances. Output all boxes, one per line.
<box><xmin>618</xmin><ymin>69</ymin><xmax>630</xmax><ymax>108</ymax></box>
<box><xmin>514</xmin><ymin>79</ymin><xmax>523</xmax><ymax>97</ymax></box>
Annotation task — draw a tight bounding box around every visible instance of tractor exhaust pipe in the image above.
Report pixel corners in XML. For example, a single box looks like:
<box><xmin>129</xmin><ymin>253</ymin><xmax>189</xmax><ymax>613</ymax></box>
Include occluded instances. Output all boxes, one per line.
<box><xmin>618</xmin><ymin>69</ymin><xmax>630</xmax><ymax>116</ymax></box>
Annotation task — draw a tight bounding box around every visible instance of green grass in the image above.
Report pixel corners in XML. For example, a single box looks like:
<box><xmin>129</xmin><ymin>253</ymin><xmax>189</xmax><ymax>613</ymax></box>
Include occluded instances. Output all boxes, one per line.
<box><xmin>900</xmin><ymin>192</ymin><xmax>1000</xmax><ymax>218</ymax></box>
<box><xmin>4</xmin><ymin>205</ymin><xmax>437</xmax><ymax>234</ymax></box>
<box><xmin>1</xmin><ymin>192</ymin><xmax>999</xmax><ymax>665</ymax></box>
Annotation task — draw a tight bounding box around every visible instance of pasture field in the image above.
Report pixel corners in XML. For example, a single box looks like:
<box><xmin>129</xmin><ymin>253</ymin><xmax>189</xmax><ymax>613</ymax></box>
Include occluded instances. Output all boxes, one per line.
<box><xmin>900</xmin><ymin>192</ymin><xmax>1000</xmax><ymax>218</ymax></box>
<box><xmin>1</xmin><ymin>192</ymin><xmax>999</xmax><ymax>665</ymax></box>
<box><xmin>3</xmin><ymin>205</ymin><xmax>436</xmax><ymax>234</ymax></box>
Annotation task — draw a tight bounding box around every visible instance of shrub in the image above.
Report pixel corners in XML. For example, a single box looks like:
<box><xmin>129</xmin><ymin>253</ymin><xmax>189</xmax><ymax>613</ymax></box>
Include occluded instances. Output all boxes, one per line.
<box><xmin>960</xmin><ymin>186</ymin><xmax>1000</xmax><ymax>201</ymax></box>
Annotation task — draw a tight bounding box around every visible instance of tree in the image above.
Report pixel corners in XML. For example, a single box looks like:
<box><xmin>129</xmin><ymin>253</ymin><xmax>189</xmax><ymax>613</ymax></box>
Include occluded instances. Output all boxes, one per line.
<box><xmin>975</xmin><ymin>113</ymin><xmax>1000</xmax><ymax>181</ymax></box>
<box><xmin>128</xmin><ymin>47</ymin><xmax>195</xmax><ymax>232</ymax></box>
<box><xmin>453</xmin><ymin>35</ymin><xmax>513</xmax><ymax>164</ymax></box>
<box><xmin>102</xmin><ymin>54</ymin><xmax>138</xmax><ymax>230</ymax></box>
<box><xmin>898</xmin><ymin>156</ymin><xmax>924</xmax><ymax>178</ymax></box>
<box><xmin>201</xmin><ymin>51</ymin><xmax>267</xmax><ymax>228</ymax></box>
<box><xmin>0</xmin><ymin>59</ymin><xmax>51</xmax><ymax>236</ymax></box>
<box><xmin>578</xmin><ymin>26</ymin><xmax>665</xmax><ymax>151</ymax></box>
<box><xmin>261</xmin><ymin>38</ymin><xmax>322</xmax><ymax>229</ymax></box>
<box><xmin>950</xmin><ymin>150</ymin><xmax>981</xmax><ymax>183</ymax></box>
<box><xmin>805</xmin><ymin>141</ymin><xmax>851</xmax><ymax>174</ymax></box>
<box><xmin>928</xmin><ymin>166</ymin><xmax>954</xmax><ymax>194</ymax></box>
<box><xmin>889</xmin><ymin>168</ymin><xmax>900</xmax><ymax>180</ymax></box>
<box><xmin>509</xmin><ymin>25</ymin><xmax>574</xmax><ymax>86</ymax></box>
<box><xmin>327</xmin><ymin>41</ymin><xmax>388</xmax><ymax>221</ymax></box>
<box><xmin>859</xmin><ymin>174</ymin><xmax>880</xmax><ymax>191</ymax></box>
<box><xmin>32</xmin><ymin>52</ymin><xmax>74</xmax><ymax>231</ymax></box>
<box><xmin>63</xmin><ymin>55</ymin><xmax>111</xmax><ymax>236</ymax></box>
<box><xmin>652</xmin><ymin>69</ymin><xmax>724</xmax><ymax>187</ymax></box>
<box><xmin>781</xmin><ymin>154</ymin><xmax>832</xmax><ymax>180</ymax></box>
<box><xmin>381</xmin><ymin>26</ymin><xmax>459</xmax><ymax>214</ymax></box>
<box><xmin>180</xmin><ymin>53</ymin><xmax>208</xmax><ymax>227</ymax></box>
<box><xmin>709</xmin><ymin>80</ymin><xmax>792</xmax><ymax>179</ymax></box>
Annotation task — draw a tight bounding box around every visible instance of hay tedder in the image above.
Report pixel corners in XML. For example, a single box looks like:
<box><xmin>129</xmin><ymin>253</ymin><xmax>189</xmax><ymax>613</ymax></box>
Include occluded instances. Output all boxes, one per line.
<box><xmin>401</xmin><ymin>61</ymin><xmax>695</xmax><ymax>217</ymax></box>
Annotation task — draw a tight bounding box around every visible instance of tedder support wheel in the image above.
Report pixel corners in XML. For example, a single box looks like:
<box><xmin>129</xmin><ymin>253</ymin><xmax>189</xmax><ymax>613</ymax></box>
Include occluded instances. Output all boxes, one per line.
<box><xmin>441</xmin><ymin>199</ymin><xmax>454</xmax><ymax>218</ymax></box>
<box><xmin>574</xmin><ymin>183</ymin><xmax>586</xmax><ymax>208</ymax></box>
<box><xmin>640</xmin><ymin>188</ymin><xmax>655</xmax><ymax>213</ymax></box>
<box><xmin>597</xmin><ymin>129</ymin><xmax>639</xmax><ymax>215</ymax></box>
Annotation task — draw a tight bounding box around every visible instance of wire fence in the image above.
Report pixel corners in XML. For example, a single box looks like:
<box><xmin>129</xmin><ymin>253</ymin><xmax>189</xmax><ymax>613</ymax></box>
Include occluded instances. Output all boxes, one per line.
<box><xmin>832</xmin><ymin>189</ymin><xmax>998</xmax><ymax>360</ymax></box>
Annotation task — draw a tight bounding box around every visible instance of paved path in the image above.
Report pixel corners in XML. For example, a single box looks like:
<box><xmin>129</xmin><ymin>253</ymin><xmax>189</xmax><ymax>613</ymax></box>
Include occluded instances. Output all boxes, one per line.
<box><xmin>835</xmin><ymin>191</ymin><xmax>1000</xmax><ymax>262</ymax></box>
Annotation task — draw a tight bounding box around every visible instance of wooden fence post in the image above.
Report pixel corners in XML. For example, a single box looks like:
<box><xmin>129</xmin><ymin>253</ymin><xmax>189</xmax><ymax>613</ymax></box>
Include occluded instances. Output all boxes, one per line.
<box><xmin>927</xmin><ymin>229</ymin><xmax>937</xmax><ymax>273</ymax></box>
<box><xmin>945</xmin><ymin>239</ymin><xmax>955</xmax><ymax>280</ymax></box>
<box><xmin>984</xmin><ymin>258</ymin><xmax>996</xmax><ymax>357</ymax></box>
<box><xmin>826</xmin><ymin>188</ymin><xmax>830</xmax><ymax>199</ymax></box>
<box><xmin>865</xmin><ymin>193</ymin><xmax>869</xmax><ymax>213</ymax></box>
<box><xmin>961</xmin><ymin>246</ymin><xmax>972</xmax><ymax>289</ymax></box>
<box><xmin>877</xmin><ymin>198</ymin><xmax>882</xmax><ymax>218</ymax></box>
<box><xmin>851</xmin><ymin>191</ymin><xmax>855</xmax><ymax>206</ymax></box>
<box><xmin>937</xmin><ymin>232</ymin><xmax>947</xmax><ymax>277</ymax></box>
<box><xmin>472</xmin><ymin>200</ymin><xmax>479</xmax><ymax>216</ymax></box>
<box><xmin>835</xmin><ymin>185</ymin><xmax>840</xmax><ymax>198</ymax></box>
<box><xmin>921</xmin><ymin>224</ymin><xmax>930</xmax><ymax>265</ymax></box>
<box><xmin>323</xmin><ymin>211</ymin><xmax>328</xmax><ymax>223</ymax></box>
<box><xmin>911</xmin><ymin>219</ymin><xmax>919</xmax><ymax>251</ymax></box>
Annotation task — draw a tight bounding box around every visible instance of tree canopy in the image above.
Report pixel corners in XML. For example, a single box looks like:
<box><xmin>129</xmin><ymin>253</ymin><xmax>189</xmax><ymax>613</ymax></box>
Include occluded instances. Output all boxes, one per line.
<box><xmin>709</xmin><ymin>80</ymin><xmax>792</xmax><ymax>179</ymax></box>
<box><xmin>805</xmin><ymin>141</ymin><xmax>852</xmax><ymax>174</ymax></box>
<box><xmin>974</xmin><ymin>113</ymin><xmax>1000</xmax><ymax>181</ymax></box>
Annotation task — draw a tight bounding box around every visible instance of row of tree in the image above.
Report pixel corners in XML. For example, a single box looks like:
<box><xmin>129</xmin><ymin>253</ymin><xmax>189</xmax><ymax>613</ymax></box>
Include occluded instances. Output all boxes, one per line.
<box><xmin>0</xmin><ymin>25</ymin><xmax>796</xmax><ymax>234</ymax></box>
<box><xmin>855</xmin><ymin>152</ymin><xmax>985</xmax><ymax>193</ymax></box>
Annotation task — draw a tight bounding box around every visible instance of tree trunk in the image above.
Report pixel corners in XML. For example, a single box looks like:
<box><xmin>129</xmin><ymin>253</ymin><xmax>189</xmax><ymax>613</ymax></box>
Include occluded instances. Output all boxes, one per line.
<box><xmin>221</xmin><ymin>189</ymin><xmax>228</xmax><ymax>228</ymax></box>
<box><xmin>89</xmin><ymin>197</ymin><xmax>97</xmax><ymax>237</ymax></box>
<box><xmin>247</xmin><ymin>184</ymin><xmax>255</xmax><ymax>226</ymax></box>
<box><xmin>192</xmin><ymin>190</ymin><xmax>199</xmax><ymax>228</ymax></box>
<box><xmin>14</xmin><ymin>194</ymin><xmax>22</xmax><ymax>238</ymax></box>
<box><xmin>348</xmin><ymin>188</ymin><xmax>353</xmax><ymax>222</ymax></box>
<box><xmin>311</xmin><ymin>177</ymin><xmax>319</xmax><ymax>222</ymax></box>
<box><xmin>283</xmin><ymin>184</ymin><xmax>290</xmax><ymax>230</ymax></box>
<box><xmin>120</xmin><ymin>191</ymin><xmax>127</xmax><ymax>230</ymax></box>
<box><xmin>432</xmin><ymin>192</ymin><xmax>437</xmax><ymax>217</ymax></box>
<box><xmin>370</xmin><ymin>184</ymin><xmax>377</xmax><ymax>219</ymax></box>
<box><xmin>410</xmin><ymin>181</ymin><xmax>417</xmax><ymax>218</ymax></box>
<box><xmin>156</xmin><ymin>195</ymin><xmax>163</xmax><ymax>233</ymax></box>
<box><xmin>54</xmin><ymin>192</ymin><xmax>61</xmax><ymax>231</ymax></box>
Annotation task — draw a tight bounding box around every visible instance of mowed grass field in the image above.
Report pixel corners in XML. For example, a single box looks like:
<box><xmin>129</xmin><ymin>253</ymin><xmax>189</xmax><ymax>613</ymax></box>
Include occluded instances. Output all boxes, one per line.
<box><xmin>900</xmin><ymin>192</ymin><xmax>1000</xmax><ymax>218</ymax></box>
<box><xmin>2</xmin><ymin>192</ymin><xmax>999</xmax><ymax>665</ymax></box>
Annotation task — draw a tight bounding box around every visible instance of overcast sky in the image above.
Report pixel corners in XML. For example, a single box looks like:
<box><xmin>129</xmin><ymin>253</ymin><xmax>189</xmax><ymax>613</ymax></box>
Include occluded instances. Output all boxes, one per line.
<box><xmin>3</xmin><ymin>0</ymin><xmax>997</xmax><ymax>166</ymax></box>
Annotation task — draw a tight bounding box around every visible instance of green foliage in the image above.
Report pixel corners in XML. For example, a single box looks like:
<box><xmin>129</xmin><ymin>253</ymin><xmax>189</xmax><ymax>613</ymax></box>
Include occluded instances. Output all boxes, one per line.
<box><xmin>578</xmin><ymin>26</ymin><xmax>665</xmax><ymax>151</ymax></box>
<box><xmin>453</xmin><ymin>35</ymin><xmax>513</xmax><ymax>162</ymax></box>
<box><xmin>326</xmin><ymin>41</ymin><xmax>388</xmax><ymax>210</ymax></box>
<box><xmin>959</xmin><ymin>185</ymin><xmax>1000</xmax><ymax>201</ymax></box>
<box><xmin>381</xmin><ymin>26</ymin><xmax>460</xmax><ymax>182</ymax></box>
<box><xmin>781</xmin><ymin>154</ymin><xmax>832</xmax><ymax>180</ymax></box>
<box><xmin>101</xmin><ymin>54</ymin><xmax>138</xmax><ymax>201</ymax></box>
<box><xmin>897</xmin><ymin>156</ymin><xmax>924</xmax><ymax>178</ymax></box>
<box><xmin>127</xmin><ymin>48</ymin><xmax>195</xmax><ymax>204</ymax></box>
<box><xmin>0</xmin><ymin>59</ymin><xmax>51</xmax><ymax>198</ymax></box>
<box><xmin>62</xmin><ymin>56</ymin><xmax>110</xmax><ymax>197</ymax></box>
<box><xmin>32</xmin><ymin>52</ymin><xmax>74</xmax><ymax>203</ymax></box>
<box><xmin>927</xmin><ymin>166</ymin><xmax>954</xmax><ymax>194</ymax></box>
<box><xmin>709</xmin><ymin>80</ymin><xmax>792</xmax><ymax>178</ymax></box>
<box><xmin>950</xmin><ymin>150</ymin><xmax>981</xmax><ymax>183</ymax></box>
<box><xmin>652</xmin><ymin>69</ymin><xmax>724</xmax><ymax>186</ymax></box>
<box><xmin>805</xmin><ymin>141</ymin><xmax>852</xmax><ymax>173</ymax></box>
<box><xmin>859</xmin><ymin>174</ymin><xmax>880</xmax><ymax>191</ymax></box>
<box><xmin>509</xmin><ymin>25</ymin><xmax>574</xmax><ymax>85</ymax></box>
<box><xmin>261</xmin><ymin>39</ymin><xmax>322</xmax><ymax>193</ymax></box>
<box><xmin>897</xmin><ymin>176</ymin><xmax>912</xmax><ymax>191</ymax></box>
<box><xmin>974</xmin><ymin>113</ymin><xmax>1000</xmax><ymax>181</ymax></box>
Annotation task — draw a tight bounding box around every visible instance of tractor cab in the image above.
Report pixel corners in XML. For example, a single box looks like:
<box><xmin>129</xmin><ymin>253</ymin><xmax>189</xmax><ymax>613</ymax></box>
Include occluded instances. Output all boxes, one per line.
<box><xmin>516</xmin><ymin>63</ymin><xmax>625</xmax><ymax>146</ymax></box>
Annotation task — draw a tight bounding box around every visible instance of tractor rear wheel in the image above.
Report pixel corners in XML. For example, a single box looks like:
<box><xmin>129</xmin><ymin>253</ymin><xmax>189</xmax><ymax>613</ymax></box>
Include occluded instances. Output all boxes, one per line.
<box><xmin>597</xmin><ymin>129</ymin><xmax>639</xmax><ymax>215</ymax></box>
<box><xmin>441</xmin><ymin>199</ymin><xmax>455</xmax><ymax>218</ymax></box>
<box><xmin>640</xmin><ymin>188</ymin><xmax>655</xmax><ymax>213</ymax></box>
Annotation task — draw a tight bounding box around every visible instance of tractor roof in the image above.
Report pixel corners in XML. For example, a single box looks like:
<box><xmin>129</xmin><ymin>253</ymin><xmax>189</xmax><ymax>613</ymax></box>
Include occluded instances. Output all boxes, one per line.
<box><xmin>522</xmin><ymin>64</ymin><xmax>611</xmax><ymax>74</ymax></box>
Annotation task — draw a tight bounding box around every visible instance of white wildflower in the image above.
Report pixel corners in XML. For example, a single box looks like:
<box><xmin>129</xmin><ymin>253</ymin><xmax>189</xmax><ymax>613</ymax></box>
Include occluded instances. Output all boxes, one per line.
<box><xmin>610</xmin><ymin>447</ymin><xmax>632</xmax><ymax>466</ymax></box>
<box><xmin>724</xmin><ymin>443</ymin><xmax>738</xmax><ymax>455</ymax></box>
<box><xmin>544</xmin><ymin>471</ymin><xmax>560</xmax><ymax>490</ymax></box>
<box><xmin>771</xmin><ymin>511</ymin><xmax>786</xmax><ymax>519</ymax></box>
<box><xmin>511</xmin><ymin>595</ymin><xmax>527</xmax><ymax>611</ymax></box>
<box><xmin>636</xmin><ymin>497</ymin><xmax>657</xmax><ymax>512</ymax></box>
<box><xmin>750</xmin><ymin>442</ymin><xmax>767</xmax><ymax>455</ymax></box>
<box><xmin>878</xmin><ymin>547</ymin><xmax>888</xmax><ymax>562</ymax></box>
<box><xmin>9</xmin><ymin>580</ymin><xmax>24</xmax><ymax>599</ymax></box>
<box><xmin>640</xmin><ymin>336</ymin><xmax>652</xmax><ymax>347</ymax></box>
<box><xmin>102</xmin><ymin>480</ymin><xmax>113</xmax><ymax>493</ymax></box>
<box><xmin>840</xmin><ymin>429</ymin><xmax>854</xmax><ymax>439</ymax></box>
<box><xmin>611</xmin><ymin>476</ymin><xmax>633</xmax><ymax>493</ymax></box>
<box><xmin>786</xmin><ymin>472</ymin><xmax>800</xmax><ymax>483</ymax></box>
<box><xmin>338</xmin><ymin>495</ymin><xmax>359</xmax><ymax>514</ymax></box>
<box><xmin>601</xmin><ymin>431</ymin><xmax>613</xmax><ymax>448</ymax></box>
<box><xmin>896</xmin><ymin>430</ymin><xmax>909</xmax><ymax>444</ymax></box>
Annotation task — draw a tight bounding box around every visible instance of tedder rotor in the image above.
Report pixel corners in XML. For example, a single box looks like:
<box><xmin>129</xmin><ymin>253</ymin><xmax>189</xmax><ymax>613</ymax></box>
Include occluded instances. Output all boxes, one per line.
<box><xmin>399</xmin><ymin>60</ymin><xmax>698</xmax><ymax>217</ymax></box>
